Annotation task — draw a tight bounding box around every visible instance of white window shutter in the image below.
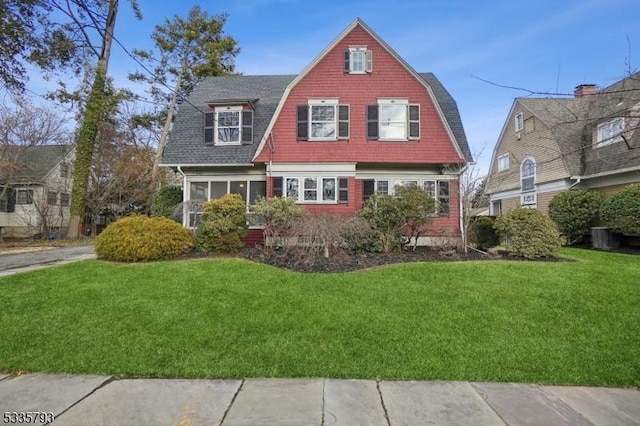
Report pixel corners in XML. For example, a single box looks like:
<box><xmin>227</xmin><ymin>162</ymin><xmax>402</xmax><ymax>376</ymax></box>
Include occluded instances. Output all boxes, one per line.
<box><xmin>365</xmin><ymin>50</ymin><xmax>373</xmax><ymax>73</ymax></box>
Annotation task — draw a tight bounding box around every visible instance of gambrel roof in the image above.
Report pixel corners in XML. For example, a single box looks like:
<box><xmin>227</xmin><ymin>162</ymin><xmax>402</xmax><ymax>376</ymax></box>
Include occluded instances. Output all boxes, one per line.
<box><xmin>162</xmin><ymin>19</ymin><xmax>472</xmax><ymax>167</ymax></box>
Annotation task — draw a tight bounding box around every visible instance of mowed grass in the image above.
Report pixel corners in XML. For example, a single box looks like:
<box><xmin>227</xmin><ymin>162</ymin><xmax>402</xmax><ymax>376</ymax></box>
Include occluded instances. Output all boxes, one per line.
<box><xmin>0</xmin><ymin>248</ymin><xmax>638</xmax><ymax>386</ymax></box>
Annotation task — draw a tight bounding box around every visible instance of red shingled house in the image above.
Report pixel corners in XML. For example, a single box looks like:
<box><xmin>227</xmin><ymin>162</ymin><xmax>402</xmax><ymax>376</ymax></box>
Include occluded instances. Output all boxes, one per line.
<box><xmin>162</xmin><ymin>18</ymin><xmax>472</xmax><ymax>246</ymax></box>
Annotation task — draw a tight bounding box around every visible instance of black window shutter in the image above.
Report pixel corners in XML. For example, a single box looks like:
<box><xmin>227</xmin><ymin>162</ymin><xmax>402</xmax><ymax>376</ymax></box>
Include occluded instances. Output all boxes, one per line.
<box><xmin>338</xmin><ymin>178</ymin><xmax>349</xmax><ymax>203</ymax></box>
<box><xmin>7</xmin><ymin>188</ymin><xmax>16</xmax><ymax>213</ymax></box>
<box><xmin>438</xmin><ymin>181</ymin><xmax>450</xmax><ymax>214</ymax></box>
<box><xmin>409</xmin><ymin>105</ymin><xmax>420</xmax><ymax>139</ymax></box>
<box><xmin>366</xmin><ymin>105</ymin><xmax>379</xmax><ymax>139</ymax></box>
<box><xmin>272</xmin><ymin>177</ymin><xmax>283</xmax><ymax>197</ymax></box>
<box><xmin>363</xmin><ymin>179</ymin><xmax>375</xmax><ymax>202</ymax></box>
<box><xmin>297</xmin><ymin>105</ymin><xmax>308</xmax><ymax>140</ymax></box>
<box><xmin>204</xmin><ymin>112</ymin><xmax>215</xmax><ymax>145</ymax></box>
<box><xmin>241</xmin><ymin>110</ymin><xmax>253</xmax><ymax>143</ymax></box>
<box><xmin>344</xmin><ymin>51</ymin><xmax>351</xmax><ymax>73</ymax></box>
<box><xmin>338</xmin><ymin>105</ymin><xmax>349</xmax><ymax>139</ymax></box>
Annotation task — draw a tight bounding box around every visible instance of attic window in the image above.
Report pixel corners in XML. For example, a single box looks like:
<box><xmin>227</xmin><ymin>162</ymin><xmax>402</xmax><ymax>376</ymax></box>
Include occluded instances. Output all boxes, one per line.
<box><xmin>344</xmin><ymin>47</ymin><xmax>372</xmax><ymax>74</ymax></box>
<box><xmin>515</xmin><ymin>112</ymin><xmax>524</xmax><ymax>133</ymax></box>
<box><xmin>367</xmin><ymin>99</ymin><xmax>420</xmax><ymax>140</ymax></box>
<box><xmin>596</xmin><ymin>117</ymin><xmax>624</xmax><ymax>148</ymax></box>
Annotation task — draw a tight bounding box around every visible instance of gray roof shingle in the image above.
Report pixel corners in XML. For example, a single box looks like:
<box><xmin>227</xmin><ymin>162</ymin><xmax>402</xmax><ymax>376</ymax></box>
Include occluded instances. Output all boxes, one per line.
<box><xmin>3</xmin><ymin>144</ymin><xmax>74</xmax><ymax>185</ymax></box>
<box><xmin>516</xmin><ymin>72</ymin><xmax>640</xmax><ymax>177</ymax></box>
<box><xmin>162</xmin><ymin>75</ymin><xmax>295</xmax><ymax>165</ymax></box>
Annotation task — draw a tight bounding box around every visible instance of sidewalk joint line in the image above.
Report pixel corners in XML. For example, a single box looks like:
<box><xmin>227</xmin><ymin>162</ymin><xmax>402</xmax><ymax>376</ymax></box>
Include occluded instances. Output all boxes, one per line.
<box><xmin>376</xmin><ymin>380</ymin><xmax>391</xmax><ymax>426</ymax></box>
<box><xmin>47</xmin><ymin>376</ymin><xmax>116</xmax><ymax>425</ymax></box>
<box><xmin>219</xmin><ymin>378</ymin><xmax>244</xmax><ymax>425</ymax></box>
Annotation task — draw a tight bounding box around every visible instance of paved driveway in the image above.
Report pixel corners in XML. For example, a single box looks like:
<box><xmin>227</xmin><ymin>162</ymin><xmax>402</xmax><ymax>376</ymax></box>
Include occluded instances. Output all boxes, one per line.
<box><xmin>0</xmin><ymin>245</ymin><xmax>95</xmax><ymax>277</ymax></box>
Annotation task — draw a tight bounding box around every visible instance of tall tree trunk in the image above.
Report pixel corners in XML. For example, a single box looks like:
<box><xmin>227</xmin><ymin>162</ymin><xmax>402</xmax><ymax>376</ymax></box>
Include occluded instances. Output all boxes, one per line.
<box><xmin>67</xmin><ymin>0</ymin><xmax>119</xmax><ymax>239</ymax></box>
<box><xmin>148</xmin><ymin>56</ymin><xmax>186</xmax><ymax>200</ymax></box>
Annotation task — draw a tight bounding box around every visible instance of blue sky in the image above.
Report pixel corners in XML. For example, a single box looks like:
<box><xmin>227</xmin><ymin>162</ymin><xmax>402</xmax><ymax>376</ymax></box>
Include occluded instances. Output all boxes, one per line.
<box><xmin>30</xmin><ymin>0</ymin><xmax>640</xmax><ymax>174</ymax></box>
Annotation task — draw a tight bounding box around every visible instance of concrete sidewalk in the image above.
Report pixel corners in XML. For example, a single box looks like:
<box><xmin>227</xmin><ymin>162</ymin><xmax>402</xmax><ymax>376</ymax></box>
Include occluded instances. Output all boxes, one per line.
<box><xmin>0</xmin><ymin>374</ymin><xmax>638</xmax><ymax>425</ymax></box>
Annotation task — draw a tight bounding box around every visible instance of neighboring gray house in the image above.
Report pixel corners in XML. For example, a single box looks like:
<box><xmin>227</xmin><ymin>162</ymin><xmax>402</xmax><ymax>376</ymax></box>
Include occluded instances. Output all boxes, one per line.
<box><xmin>486</xmin><ymin>72</ymin><xmax>640</xmax><ymax>215</ymax></box>
<box><xmin>0</xmin><ymin>144</ymin><xmax>74</xmax><ymax>238</ymax></box>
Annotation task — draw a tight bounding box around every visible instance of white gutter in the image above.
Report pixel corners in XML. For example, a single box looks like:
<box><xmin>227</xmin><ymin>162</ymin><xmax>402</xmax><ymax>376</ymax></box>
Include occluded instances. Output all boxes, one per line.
<box><xmin>160</xmin><ymin>163</ymin><xmax>254</xmax><ymax>168</ymax></box>
<box><xmin>176</xmin><ymin>166</ymin><xmax>187</xmax><ymax>228</ymax></box>
<box><xmin>458</xmin><ymin>164</ymin><xmax>469</xmax><ymax>249</ymax></box>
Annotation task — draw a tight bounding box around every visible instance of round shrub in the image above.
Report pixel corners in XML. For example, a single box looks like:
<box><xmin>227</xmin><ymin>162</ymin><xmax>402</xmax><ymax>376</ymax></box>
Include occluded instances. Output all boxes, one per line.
<box><xmin>196</xmin><ymin>194</ymin><xmax>248</xmax><ymax>253</ymax></box>
<box><xmin>95</xmin><ymin>215</ymin><xmax>194</xmax><ymax>262</ymax></box>
<box><xmin>150</xmin><ymin>185</ymin><xmax>183</xmax><ymax>220</ymax></box>
<box><xmin>494</xmin><ymin>207</ymin><xmax>562</xmax><ymax>259</ymax></box>
<box><xmin>601</xmin><ymin>184</ymin><xmax>640</xmax><ymax>235</ymax></box>
<box><xmin>548</xmin><ymin>189</ymin><xmax>604</xmax><ymax>244</ymax></box>
<box><xmin>471</xmin><ymin>216</ymin><xmax>499</xmax><ymax>250</ymax></box>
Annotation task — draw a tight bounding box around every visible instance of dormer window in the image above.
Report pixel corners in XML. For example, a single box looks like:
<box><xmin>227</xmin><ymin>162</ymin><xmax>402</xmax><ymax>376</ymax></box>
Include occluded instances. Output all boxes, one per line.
<box><xmin>344</xmin><ymin>47</ymin><xmax>372</xmax><ymax>74</ymax></box>
<box><xmin>596</xmin><ymin>117</ymin><xmax>624</xmax><ymax>147</ymax></box>
<box><xmin>204</xmin><ymin>106</ymin><xmax>253</xmax><ymax>146</ymax></box>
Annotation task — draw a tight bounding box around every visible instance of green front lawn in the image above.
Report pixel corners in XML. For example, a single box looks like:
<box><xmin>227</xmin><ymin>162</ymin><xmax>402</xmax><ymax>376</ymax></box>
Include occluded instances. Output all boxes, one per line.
<box><xmin>1</xmin><ymin>248</ymin><xmax>638</xmax><ymax>386</ymax></box>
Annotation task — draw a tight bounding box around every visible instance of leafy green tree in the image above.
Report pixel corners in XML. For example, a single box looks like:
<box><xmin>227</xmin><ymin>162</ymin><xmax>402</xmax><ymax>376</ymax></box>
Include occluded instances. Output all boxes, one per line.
<box><xmin>548</xmin><ymin>190</ymin><xmax>605</xmax><ymax>244</ymax></box>
<box><xmin>129</xmin><ymin>6</ymin><xmax>239</xmax><ymax>188</ymax></box>
<box><xmin>150</xmin><ymin>186</ymin><xmax>183</xmax><ymax>220</ymax></box>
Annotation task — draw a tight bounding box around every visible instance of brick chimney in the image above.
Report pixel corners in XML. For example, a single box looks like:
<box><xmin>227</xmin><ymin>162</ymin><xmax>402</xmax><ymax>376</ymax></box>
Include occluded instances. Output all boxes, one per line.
<box><xmin>574</xmin><ymin>84</ymin><xmax>598</xmax><ymax>98</ymax></box>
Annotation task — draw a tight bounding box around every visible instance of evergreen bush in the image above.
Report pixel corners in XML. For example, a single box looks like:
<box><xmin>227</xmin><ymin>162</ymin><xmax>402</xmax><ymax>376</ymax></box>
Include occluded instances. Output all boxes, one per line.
<box><xmin>601</xmin><ymin>183</ymin><xmax>640</xmax><ymax>235</ymax></box>
<box><xmin>548</xmin><ymin>190</ymin><xmax>604</xmax><ymax>244</ymax></box>
<box><xmin>471</xmin><ymin>216</ymin><xmax>499</xmax><ymax>250</ymax></box>
<box><xmin>95</xmin><ymin>215</ymin><xmax>193</xmax><ymax>262</ymax></box>
<box><xmin>494</xmin><ymin>207</ymin><xmax>562</xmax><ymax>259</ymax></box>
<box><xmin>195</xmin><ymin>194</ymin><xmax>248</xmax><ymax>253</ymax></box>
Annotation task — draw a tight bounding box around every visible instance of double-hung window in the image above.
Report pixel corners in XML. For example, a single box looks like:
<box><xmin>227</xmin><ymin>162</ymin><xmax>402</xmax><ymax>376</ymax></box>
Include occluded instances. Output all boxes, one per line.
<box><xmin>204</xmin><ymin>106</ymin><xmax>253</xmax><ymax>145</ymax></box>
<box><xmin>367</xmin><ymin>100</ymin><xmax>420</xmax><ymax>140</ymax></box>
<box><xmin>297</xmin><ymin>100</ymin><xmax>349</xmax><ymax>140</ymax></box>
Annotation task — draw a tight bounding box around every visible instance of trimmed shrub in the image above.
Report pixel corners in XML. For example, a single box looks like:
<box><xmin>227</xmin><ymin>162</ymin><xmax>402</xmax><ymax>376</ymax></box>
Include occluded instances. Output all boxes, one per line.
<box><xmin>150</xmin><ymin>185</ymin><xmax>183</xmax><ymax>220</ymax></box>
<box><xmin>395</xmin><ymin>184</ymin><xmax>436</xmax><ymax>250</ymax></box>
<box><xmin>494</xmin><ymin>207</ymin><xmax>562</xmax><ymax>259</ymax></box>
<box><xmin>95</xmin><ymin>215</ymin><xmax>193</xmax><ymax>262</ymax></box>
<box><xmin>196</xmin><ymin>194</ymin><xmax>248</xmax><ymax>253</ymax></box>
<box><xmin>358</xmin><ymin>194</ymin><xmax>404</xmax><ymax>254</ymax></box>
<box><xmin>601</xmin><ymin>183</ymin><xmax>640</xmax><ymax>235</ymax></box>
<box><xmin>250</xmin><ymin>196</ymin><xmax>304</xmax><ymax>250</ymax></box>
<box><xmin>471</xmin><ymin>216</ymin><xmax>499</xmax><ymax>250</ymax></box>
<box><xmin>548</xmin><ymin>190</ymin><xmax>605</xmax><ymax>244</ymax></box>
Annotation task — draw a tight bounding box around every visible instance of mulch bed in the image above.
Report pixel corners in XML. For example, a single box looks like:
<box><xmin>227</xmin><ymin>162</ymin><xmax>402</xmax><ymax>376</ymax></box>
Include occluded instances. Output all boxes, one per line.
<box><xmin>238</xmin><ymin>246</ymin><xmax>492</xmax><ymax>273</ymax></box>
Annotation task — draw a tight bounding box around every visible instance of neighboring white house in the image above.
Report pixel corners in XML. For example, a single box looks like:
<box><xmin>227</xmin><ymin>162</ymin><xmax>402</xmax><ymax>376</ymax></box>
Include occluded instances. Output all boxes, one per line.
<box><xmin>0</xmin><ymin>145</ymin><xmax>74</xmax><ymax>238</ymax></box>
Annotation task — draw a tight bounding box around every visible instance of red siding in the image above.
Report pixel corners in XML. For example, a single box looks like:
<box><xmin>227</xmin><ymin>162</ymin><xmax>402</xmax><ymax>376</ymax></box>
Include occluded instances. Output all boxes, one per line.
<box><xmin>254</xmin><ymin>25</ymin><xmax>464</xmax><ymax>165</ymax></box>
<box><xmin>245</xmin><ymin>228</ymin><xmax>265</xmax><ymax>247</ymax></box>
